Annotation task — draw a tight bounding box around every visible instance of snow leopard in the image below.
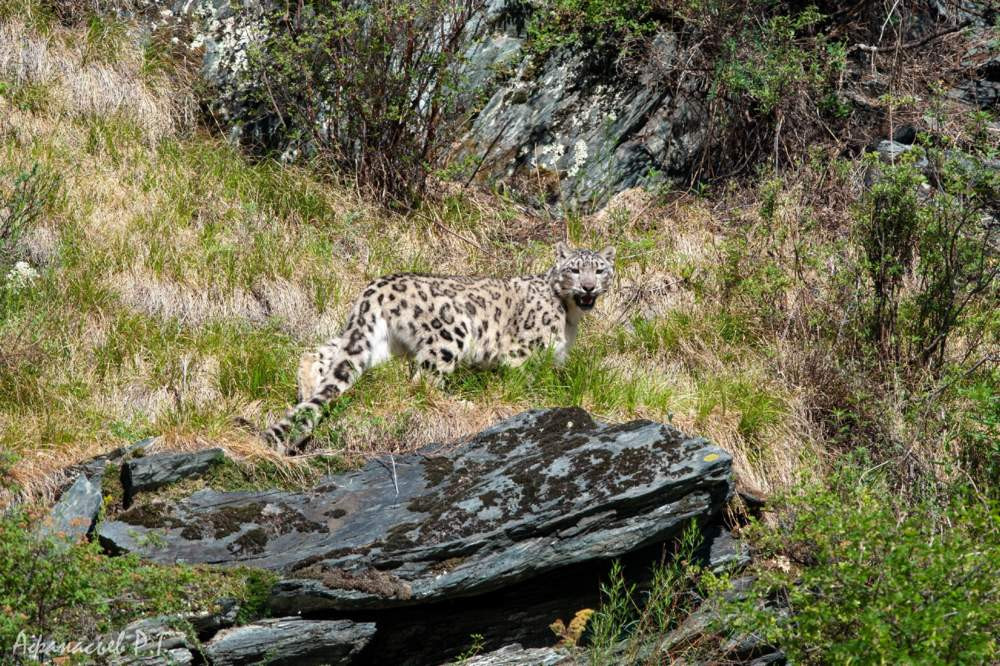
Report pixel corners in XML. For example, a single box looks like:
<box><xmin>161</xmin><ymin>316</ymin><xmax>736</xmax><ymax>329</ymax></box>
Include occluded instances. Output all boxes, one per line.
<box><xmin>262</xmin><ymin>242</ymin><xmax>615</xmax><ymax>452</ymax></box>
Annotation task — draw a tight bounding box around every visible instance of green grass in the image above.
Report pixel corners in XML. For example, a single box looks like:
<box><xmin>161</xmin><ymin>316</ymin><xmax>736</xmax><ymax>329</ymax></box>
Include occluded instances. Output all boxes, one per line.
<box><xmin>0</xmin><ymin>505</ymin><xmax>279</xmax><ymax>652</ymax></box>
<box><xmin>694</xmin><ymin>375</ymin><xmax>785</xmax><ymax>445</ymax></box>
<box><xmin>445</xmin><ymin>344</ymin><xmax>674</xmax><ymax>418</ymax></box>
<box><xmin>726</xmin><ymin>458</ymin><xmax>1000</xmax><ymax>664</ymax></box>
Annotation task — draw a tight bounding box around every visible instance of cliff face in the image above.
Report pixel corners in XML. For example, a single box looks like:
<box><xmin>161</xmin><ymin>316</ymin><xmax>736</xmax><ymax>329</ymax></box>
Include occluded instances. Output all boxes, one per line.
<box><xmin>145</xmin><ymin>0</ymin><xmax>711</xmax><ymax>211</ymax></box>
<box><xmin>451</xmin><ymin>6</ymin><xmax>709</xmax><ymax>212</ymax></box>
<box><xmin>147</xmin><ymin>0</ymin><xmax>997</xmax><ymax>211</ymax></box>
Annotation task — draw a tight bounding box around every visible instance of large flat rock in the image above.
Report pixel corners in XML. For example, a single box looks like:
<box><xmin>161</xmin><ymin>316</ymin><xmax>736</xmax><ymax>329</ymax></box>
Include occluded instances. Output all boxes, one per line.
<box><xmin>203</xmin><ymin>618</ymin><xmax>376</xmax><ymax>666</ymax></box>
<box><xmin>99</xmin><ymin>408</ymin><xmax>731</xmax><ymax>612</ymax></box>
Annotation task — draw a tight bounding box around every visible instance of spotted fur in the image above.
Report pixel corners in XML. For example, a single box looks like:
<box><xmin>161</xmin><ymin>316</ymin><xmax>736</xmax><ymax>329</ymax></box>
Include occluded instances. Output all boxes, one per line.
<box><xmin>262</xmin><ymin>243</ymin><xmax>615</xmax><ymax>452</ymax></box>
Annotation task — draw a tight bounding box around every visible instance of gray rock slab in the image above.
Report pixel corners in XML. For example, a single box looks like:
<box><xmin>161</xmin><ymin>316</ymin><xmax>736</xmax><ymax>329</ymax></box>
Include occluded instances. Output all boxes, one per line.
<box><xmin>99</xmin><ymin>408</ymin><xmax>732</xmax><ymax>612</ymax></box>
<box><xmin>456</xmin><ymin>30</ymin><xmax>707</xmax><ymax>212</ymax></box>
<box><xmin>699</xmin><ymin>525</ymin><xmax>751</xmax><ymax>573</ymax></box>
<box><xmin>108</xmin><ymin>616</ymin><xmax>193</xmax><ymax>665</ymax></box>
<box><xmin>202</xmin><ymin>618</ymin><xmax>376</xmax><ymax>666</ymax></box>
<box><xmin>448</xmin><ymin>643</ymin><xmax>580</xmax><ymax>665</ymax></box>
<box><xmin>123</xmin><ymin>448</ymin><xmax>225</xmax><ymax>504</ymax></box>
<box><xmin>37</xmin><ymin>473</ymin><xmax>103</xmax><ymax>543</ymax></box>
<box><xmin>187</xmin><ymin>597</ymin><xmax>240</xmax><ymax>638</ymax></box>
<box><xmin>116</xmin><ymin>648</ymin><xmax>193</xmax><ymax>666</ymax></box>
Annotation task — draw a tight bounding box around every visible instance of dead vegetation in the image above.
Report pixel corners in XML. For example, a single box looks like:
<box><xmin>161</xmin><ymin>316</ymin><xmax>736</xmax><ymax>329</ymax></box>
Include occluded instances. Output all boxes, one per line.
<box><xmin>1</xmin><ymin>2</ymin><xmax>997</xmax><ymax>513</ymax></box>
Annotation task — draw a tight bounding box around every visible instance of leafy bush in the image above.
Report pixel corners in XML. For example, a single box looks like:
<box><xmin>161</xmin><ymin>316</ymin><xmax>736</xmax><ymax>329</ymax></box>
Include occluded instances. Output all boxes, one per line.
<box><xmin>0</xmin><ymin>506</ymin><xmax>276</xmax><ymax>655</ymax></box>
<box><xmin>728</xmin><ymin>457</ymin><xmax>1000</xmax><ymax>664</ymax></box>
<box><xmin>714</xmin><ymin>7</ymin><xmax>842</xmax><ymax>116</ymax></box>
<box><xmin>228</xmin><ymin>0</ymin><xmax>484</xmax><ymax>207</ymax></box>
<box><xmin>526</xmin><ymin>0</ymin><xmax>656</xmax><ymax>63</ymax></box>
<box><xmin>854</xmin><ymin>149</ymin><xmax>999</xmax><ymax>372</ymax></box>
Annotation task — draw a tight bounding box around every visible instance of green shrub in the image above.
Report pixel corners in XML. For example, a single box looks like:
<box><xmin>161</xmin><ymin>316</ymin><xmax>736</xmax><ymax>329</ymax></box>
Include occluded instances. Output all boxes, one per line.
<box><xmin>526</xmin><ymin>0</ymin><xmax>655</xmax><ymax>63</ymax></box>
<box><xmin>854</xmin><ymin>149</ymin><xmax>999</xmax><ymax>372</ymax></box>
<box><xmin>230</xmin><ymin>0</ymin><xmax>484</xmax><ymax>207</ymax></box>
<box><xmin>715</xmin><ymin>7</ymin><xmax>843</xmax><ymax>116</ymax></box>
<box><xmin>0</xmin><ymin>506</ymin><xmax>277</xmax><ymax>655</ymax></box>
<box><xmin>728</xmin><ymin>457</ymin><xmax>1000</xmax><ymax>664</ymax></box>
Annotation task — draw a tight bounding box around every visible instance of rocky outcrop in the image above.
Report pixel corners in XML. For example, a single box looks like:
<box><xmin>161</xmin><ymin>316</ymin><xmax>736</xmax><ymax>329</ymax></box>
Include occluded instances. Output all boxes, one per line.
<box><xmin>140</xmin><ymin>0</ymin><xmax>706</xmax><ymax>212</ymax></box>
<box><xmin>202</xmin><ymin>618</ymin><xmax>376</xmax><ymax>666</ymax></box>
<box><xmin>455</xmin><ymin>30</ymin><xmax>706</xmax><ymax>212</ymax></box>
<box><xmin>37</xmin><ymin>473</ymin><xmax>103</xmax><ymax>543</ymax></box>
<box><xmin>100</xmin><ymin>408</ymin><xmax>731</xmax><ymax>600</ymax></box>
<box><xmin>949</xmin><ymin>52</ymin><xmax>1000</xmax><ymax>109</ymax></box>
<box><xmin>99</xmin><ymin>407</ymin><xmax>735</xmax><ymax>663</ymax></box>
<box><xmin>122</xmin><ymin>447</ymin><xmax>225</xmax><ymax>506</ymax></box>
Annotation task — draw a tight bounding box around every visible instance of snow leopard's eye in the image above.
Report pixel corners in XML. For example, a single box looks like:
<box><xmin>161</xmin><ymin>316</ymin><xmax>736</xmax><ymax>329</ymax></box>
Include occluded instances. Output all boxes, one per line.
<box><xmin>570</xmin><ymin>268</ymin><xmax>580</xmax><ymax>274</ymax></box>
<box><xmin>595</xmin><ymin>268</ymin><xmax>605</xmax><ymax>274</ymax></box>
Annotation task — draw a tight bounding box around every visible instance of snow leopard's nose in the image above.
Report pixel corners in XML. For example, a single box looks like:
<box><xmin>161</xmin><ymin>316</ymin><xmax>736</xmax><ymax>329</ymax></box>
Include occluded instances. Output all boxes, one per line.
<box><xmin>582</xmin><ymin>283</ymin><xmax>596</xmax><ymax>293</ymax></box>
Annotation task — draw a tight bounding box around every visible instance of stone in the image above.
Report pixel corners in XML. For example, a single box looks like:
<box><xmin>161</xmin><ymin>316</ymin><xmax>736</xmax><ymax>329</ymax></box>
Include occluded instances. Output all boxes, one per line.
<box><xmin>202</xmin><ymin>618</ymin><xmax>376</xmax><ymax>666</ymax></box>
<box><xmin>187</xmin><ymin>597</ymin><xmax>240</xmax><ymax>638</ymax></box>
<box><xmin>71</xmin><ymin>437</ymin><xmax>158</xmax><ymax>483</ymax></box>
<box><xmin>108</xmin><ymin>616</ymin><xmax>193</xmax><ymax>665</ymax></box>
<box><xmin>122</xmin><ymin>448</ymin><xmax>225</xmax><ymax>506</ymax></box>
<box><xmin>875</xmin><ymin>140</ymin><xmax>926</xmax><ymax>167</ymax></box>
<box><xmin>447</xmin><ymin>643</ymin><xmax>580</xmax><ymax>665</ymax></box>
<box><xmin>455</xmin><ymin>29</ymin><xmax>706</xmax><ymax>212</ymax></box>
<box><xmin>37</xmin><ymin>473</ymin><xmax>103</xmax><ymax>544</ymax></box>
<box><xmin>99</xmin><ymin>408</ymin><xmax>731</xmax><ymax>612</ymax></box>
<box><xmin>99</xmin><ymin>408</ymin><xmax>732</xmax><ymax>664</ymax></box>
<box><xmin>949</xmin><ymin>51</ymin><xmax>1000</xmax><ymax>110</ymax></box>
<box><xmin>696</xmin><ymin>525</ymin><xmax>751</xmax><ymax>574</ymax></box>
<box><xmin>116</xmin><ymin>648</ymin><xmax>194</xmax><ymax>665</ymax></box>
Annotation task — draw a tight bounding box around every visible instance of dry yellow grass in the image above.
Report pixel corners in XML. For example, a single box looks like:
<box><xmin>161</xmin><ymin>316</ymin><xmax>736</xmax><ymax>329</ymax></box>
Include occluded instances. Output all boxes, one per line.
<box><xmin>0</xmin><ymin>17</ymin><xmax>826</xmax><ymax>508</ymax></box>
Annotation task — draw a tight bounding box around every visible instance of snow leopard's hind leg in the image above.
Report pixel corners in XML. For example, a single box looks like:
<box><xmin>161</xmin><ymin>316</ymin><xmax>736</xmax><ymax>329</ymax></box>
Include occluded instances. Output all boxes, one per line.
<box><xmin>262</xmin><ymin>310</ymin><xmax>392</xmax><ymax>454</ymax></box>
<box><xmin>262</xmin><ymin>342</ymin><xmax>360</xmax><ymax>453</ymax></box>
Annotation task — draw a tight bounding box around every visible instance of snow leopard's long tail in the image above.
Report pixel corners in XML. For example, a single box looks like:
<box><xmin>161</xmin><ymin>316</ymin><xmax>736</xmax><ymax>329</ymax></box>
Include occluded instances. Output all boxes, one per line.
<box><xmin>262</xmin><ymin>307</ymin><xmax>391</xmax><ymax>453</ymax></box>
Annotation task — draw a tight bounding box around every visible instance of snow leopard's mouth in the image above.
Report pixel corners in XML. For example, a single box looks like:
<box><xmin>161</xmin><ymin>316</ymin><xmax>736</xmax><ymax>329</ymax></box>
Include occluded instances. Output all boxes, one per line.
<box><xmin>574</xmin><ymin>293</ymin><xmax>597</xmax><ymax>310</ymax></box>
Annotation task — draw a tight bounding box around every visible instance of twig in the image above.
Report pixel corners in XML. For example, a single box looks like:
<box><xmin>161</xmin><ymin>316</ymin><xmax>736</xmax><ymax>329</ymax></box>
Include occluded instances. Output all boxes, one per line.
<box><xmin>389</xmin><ymin>454</ymin><xmax>399</xmax><ymax>496</ymax></box>
<box><xmin>848</xmin><ymin>21</ymin><xmax>970</xmax><ymax>55</ymax></box>
<box><xmin>464</xmin><ymin>119</ymin><xmax>511</xmax><ymax>188</ymax></box>
<box><xmin>429</xmin><ymin>207</ymin><xmax>498</xmax><ymax>259</ymax></box>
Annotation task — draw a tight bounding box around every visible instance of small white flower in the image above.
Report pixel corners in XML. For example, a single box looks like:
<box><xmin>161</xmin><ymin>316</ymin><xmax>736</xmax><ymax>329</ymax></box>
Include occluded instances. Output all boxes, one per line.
<box><xmin>159</xmin><ymin>9</ymin><xmax>173</xmax><ymax>17</ymax></box>
<box><xmin>6</xmin><ymin>261</ymin><xmax>39</xmax><ymax>290</ymax></box>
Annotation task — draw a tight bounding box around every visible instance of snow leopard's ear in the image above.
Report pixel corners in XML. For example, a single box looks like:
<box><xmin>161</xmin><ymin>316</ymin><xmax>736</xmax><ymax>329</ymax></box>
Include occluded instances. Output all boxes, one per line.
<box><xmin>598</xmin><ymin>245</ymin><xmax>616</xmax><ymax>263</ymax></box>
<box><xmin>555</xmin><ymin>241</ymin><xmax>571</xmax><ymax>261</ymax></box>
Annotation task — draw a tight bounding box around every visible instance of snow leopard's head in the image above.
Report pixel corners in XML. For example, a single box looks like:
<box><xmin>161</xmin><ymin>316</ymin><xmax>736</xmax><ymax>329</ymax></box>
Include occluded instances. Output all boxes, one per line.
<box><xmin>550</xmin><ymin>242</ymin><xmax>616</xmax><ymax>311</ymax></box>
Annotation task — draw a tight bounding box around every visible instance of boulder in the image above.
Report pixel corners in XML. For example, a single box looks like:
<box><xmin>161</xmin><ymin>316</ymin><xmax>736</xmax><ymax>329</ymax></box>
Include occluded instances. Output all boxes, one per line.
<box><xmin>99</xmin><ymin>408</ymin><xmax>731</xmax><ymax>610</ymax></box>
<box><xmin>116</xmin><ymin>648</ymin><xmax>194</xmax><ymax>666</ymax></box>
<box><xmin>37</xmin><ymin>473</ymin><xmax>103</xmax><ymax>544</ymax></box>
<box><xmin>122</xmin><ymin>448</ymin><xmax>225</xmax><ymax>506</ymax></box>
<box><xmin>446</xmin><ymin>643</ymin><xmax>580</xmax><ymax>665</ymax></box>
<box><xmin>696</xmin><ymin>525</ymin><xmax>751</xmax><ymax>574</ymax></box>
<box><xmin>109</xmin><ymin>616</ymin><xmax>193</xmax><ymax>665</ymax></box>
<box><xmin>99</xmin><ymin>408</ymin><xmax>732</xmax><ymax>663</ymax></box>
<box><xmin>187</xmin><ymin>597</ymin><xmax>240</xmax><ymax>638</ymax></box>
<box><xmin>455</xmin><ymin>30</ymin><xmax>707</xmax><ymax>212</ymax></box>
<box><xmin>202</xmin><ymin>618</ymin><xmax>376</xmax><ymax>666</ymax></box>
